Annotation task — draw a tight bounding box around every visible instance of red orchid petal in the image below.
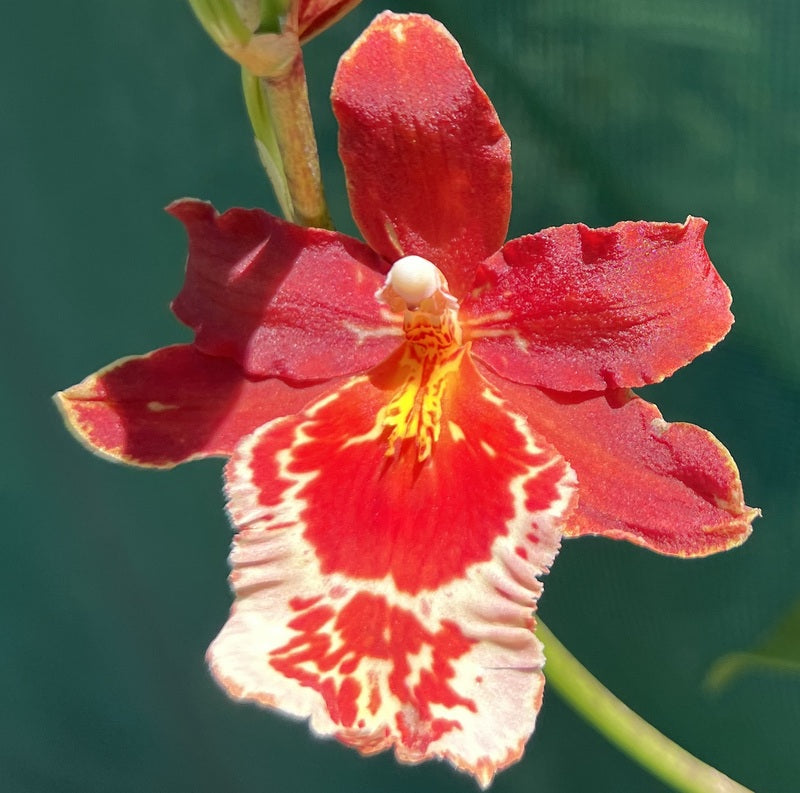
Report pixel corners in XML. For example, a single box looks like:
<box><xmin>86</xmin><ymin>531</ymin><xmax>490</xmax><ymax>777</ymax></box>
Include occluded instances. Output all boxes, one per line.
<box><xmin>462</xmin><ymin>218</ymin><xmax>733</xmax><ymax>390</ymax></box>
<box><xmin>210</xmin><ymin>351</ymin><xmax>576</xmax><ymax>785</ymax></box>
<box><xmin>54</xmin><ymin>345</ymin><xmax>341</xmax><ymax>468</ymax></box>
<box><xmin>296</xmin><ymin>0</ymin><xmax>362</xmax><ymax>43</ymax></box>
<box><xmin>482</xmin><ymin>367</ymin><xmax>757</xmax><ymax>556</ymax></box>
<box><xmin>332</xmin><ymin>12</ymin><xmax>511</xmax><ymax>298</ymax></box>
<box><xmin>169</xmin><ymin>200</ymin><xmax>400</xmax><ymax>381</ymax></box>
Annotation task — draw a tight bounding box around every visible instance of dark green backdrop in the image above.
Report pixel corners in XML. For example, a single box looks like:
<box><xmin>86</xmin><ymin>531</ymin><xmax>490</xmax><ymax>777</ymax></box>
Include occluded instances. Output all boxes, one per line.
<box><xmin>4</xmin><ymin>1</ymin><xmax>798</xmax><ymax>791</ymax></box>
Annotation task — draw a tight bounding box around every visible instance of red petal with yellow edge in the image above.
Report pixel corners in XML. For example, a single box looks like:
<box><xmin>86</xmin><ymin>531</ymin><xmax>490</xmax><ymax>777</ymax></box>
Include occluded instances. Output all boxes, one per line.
<box><xmin>211</xmin><ymin>352</ymin><xmax>576</xmax><ymax>785</ymax></box>
<box><xmin>332</xmin><ymin>13</ymin><xmax>511</xmax><ymax>298</ymax></box>
<box><xmin>54</xmin><ymin>345</ymin><xmax>342</xmax><ymax>468</ymax></box>
<box><xmin>481</xmin><ymin>367</ymin><xmax>757</xmax><ymax>556</ymax></box>
<box><xmin>169</xmin><ymin>200</ymin><xmax>399</xmax><ymax>381</ymax></box>
<box><xmin>462</xmin><ymin>218</ymin><xmax>733</xmax><ymax>391</ymax></box>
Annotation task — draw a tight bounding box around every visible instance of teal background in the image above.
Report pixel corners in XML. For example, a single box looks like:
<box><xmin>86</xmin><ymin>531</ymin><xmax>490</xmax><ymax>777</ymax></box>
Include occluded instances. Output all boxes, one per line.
<box><xmin>4</xmin><ymin>1</ymin><xmax>798</xmax><ymax>791</ymax></box>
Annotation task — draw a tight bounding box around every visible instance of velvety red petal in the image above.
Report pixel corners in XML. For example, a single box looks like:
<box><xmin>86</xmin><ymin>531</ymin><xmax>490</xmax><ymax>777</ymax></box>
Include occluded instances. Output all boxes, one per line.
<box><xmin>482</xmin><ymin>367</ymin><xmax>758</xmax><ymax>556</ymax></box>
<box><xmin>54</xmin><ymin>345</ymin><xmax>341</xmax><ymax>468</ymax></box>
<box><xmin>169</xmin><ymin>199</ymin><xmax>400</xmax><ymax>381</ymax></box>
<box><xmin>210</xmin><ymin>351</ymin><xmax>576</xmax><ymax>785</ymax></box>
<box><xmin>462</xmin><ymin>218</ymin><xmax>733</xmax><ymax>390</ymax></box>
<box><xmin>332</xmin><ymin>12</ymin><xmax>511</xmax><ymax>298</ymax></box>
<box><xmin>296</xmin><ymin>0</ymin><xmax>362</xmax><ymax>42</ymax></box>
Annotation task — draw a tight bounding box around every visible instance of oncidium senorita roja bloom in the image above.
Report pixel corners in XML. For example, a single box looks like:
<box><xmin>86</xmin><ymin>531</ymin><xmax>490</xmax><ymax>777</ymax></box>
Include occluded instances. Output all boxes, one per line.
<box><xmin>56</xmin><ymin>12</ymin><xmax>758</xmax><ymax>786</ymax></box>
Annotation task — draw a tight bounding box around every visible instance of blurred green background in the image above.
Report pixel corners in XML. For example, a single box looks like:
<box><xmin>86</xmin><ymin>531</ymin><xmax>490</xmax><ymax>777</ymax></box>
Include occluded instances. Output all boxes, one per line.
<box><xmin>3</xmin><ymin>1</ymin><xmax>798</xmax><ymax>791</ymax></box>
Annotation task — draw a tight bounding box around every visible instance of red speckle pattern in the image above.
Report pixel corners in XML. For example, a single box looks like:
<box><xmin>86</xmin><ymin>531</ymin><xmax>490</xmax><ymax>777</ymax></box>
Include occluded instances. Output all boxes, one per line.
<box><xmin>270</xmin><ymin>591</ymin><xmax>475</xmax><ymax>744</ymax></box>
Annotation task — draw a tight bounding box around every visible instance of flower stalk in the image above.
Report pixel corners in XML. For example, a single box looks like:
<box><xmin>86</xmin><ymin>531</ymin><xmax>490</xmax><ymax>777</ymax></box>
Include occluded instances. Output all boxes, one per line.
<box><xmin>259</xmin><ymin>56</ymin><xmax>332</xmax><ymax>228</ymax></box>
<box><xmin>241</xmin><ymin>68</ymin><xmax>293</xmax><ymax>220</ymax></box>
<box><xmin>189</xmin><ymin>0</ymin><xmax>332</xmax><ymax>228</ymax></box>
<box><xmin>537</xmin><ymin>620</ymin><xmax>755</xmax><ymax>793</ymax></box>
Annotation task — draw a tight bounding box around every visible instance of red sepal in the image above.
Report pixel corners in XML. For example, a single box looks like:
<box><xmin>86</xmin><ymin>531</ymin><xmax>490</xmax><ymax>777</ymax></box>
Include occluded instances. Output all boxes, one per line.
<box><xmin>332</xmin><ymin>12</ymin><xmax>511</xmax><ymax>298</ymax></box>
<box><xmin>169</xmin><ymin>200</ymin><xmax>399</xmax><ymax>381</ymax></box>
<box><xmin>212</xmin><ymin>353</ymin><xmax>576</xmax><ymax>785</ymax></box>
<box><xmin>484</xmin><ymin>367</ymin><xmax>758</xmax><ymax>556</ymax></box>
<box><xmin>54</xmin><ymin>345</ymin><xmax>341</xmax><ymax>468</ymax></box>
<box><xmin>463</xmin><ymin>218</ymin><xmax>733</xmax><ymax>390</ymax></box>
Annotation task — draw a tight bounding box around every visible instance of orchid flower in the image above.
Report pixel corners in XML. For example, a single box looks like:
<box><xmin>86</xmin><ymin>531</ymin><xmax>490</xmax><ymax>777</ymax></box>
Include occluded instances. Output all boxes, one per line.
<box><xmin>56</xmin><ymin>12</ymin><xmax>757</xmax><ymax>786</ymax></box>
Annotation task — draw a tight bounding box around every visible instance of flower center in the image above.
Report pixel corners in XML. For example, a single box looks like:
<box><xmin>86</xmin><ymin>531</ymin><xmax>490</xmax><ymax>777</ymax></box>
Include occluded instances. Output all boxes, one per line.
<box><xmin>384</xmin><ymin>254</ymin><xmax>441</xmax><ymax>306</ymax></box>
<box><xmin>376</xmin><ymin>256</ymin><xmax>465</xmax><ymax>462</ymax></box>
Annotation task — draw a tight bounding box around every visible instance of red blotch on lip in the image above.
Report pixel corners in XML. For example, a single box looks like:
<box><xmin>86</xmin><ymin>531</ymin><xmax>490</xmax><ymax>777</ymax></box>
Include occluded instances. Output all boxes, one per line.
<box><xmin>270</xmin><ymin>591</ymin><xmax>476</xmax><ymax>740</ymax></box>
<box><xmin>288</xmin><ymin>595</ymin><xmax>324</xmax><ymax>611</ymax></box>
<box><xmin>244</xmin><ymin>350</ymin><xmax>562</xmax><ymax>594</ymax></box>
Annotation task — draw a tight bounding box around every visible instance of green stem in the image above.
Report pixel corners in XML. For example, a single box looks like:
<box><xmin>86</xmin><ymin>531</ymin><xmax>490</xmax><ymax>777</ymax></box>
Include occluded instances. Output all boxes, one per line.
<box><xmin>187</xmin><ymin>0</ymin><xmax>251</xmax><ymax>48</ymax></box>
<box><xmin>241</xmin><ymin>68</ymin><xmax>293</xmax><ymax>220</ymax></box>
<box><xmin>260</xmin><ymin>55</ymin><xmax>332</xmax><ymax>229</ymax></box>
<box><xmin>537</xmin><ymin>620</ymin><xmax>755</xmax><ymax>793</ymax></box>
<box><xmin>189</xmin><ymin>0</ymin><xmax>330</xmax><ymax>226</ymax></box>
